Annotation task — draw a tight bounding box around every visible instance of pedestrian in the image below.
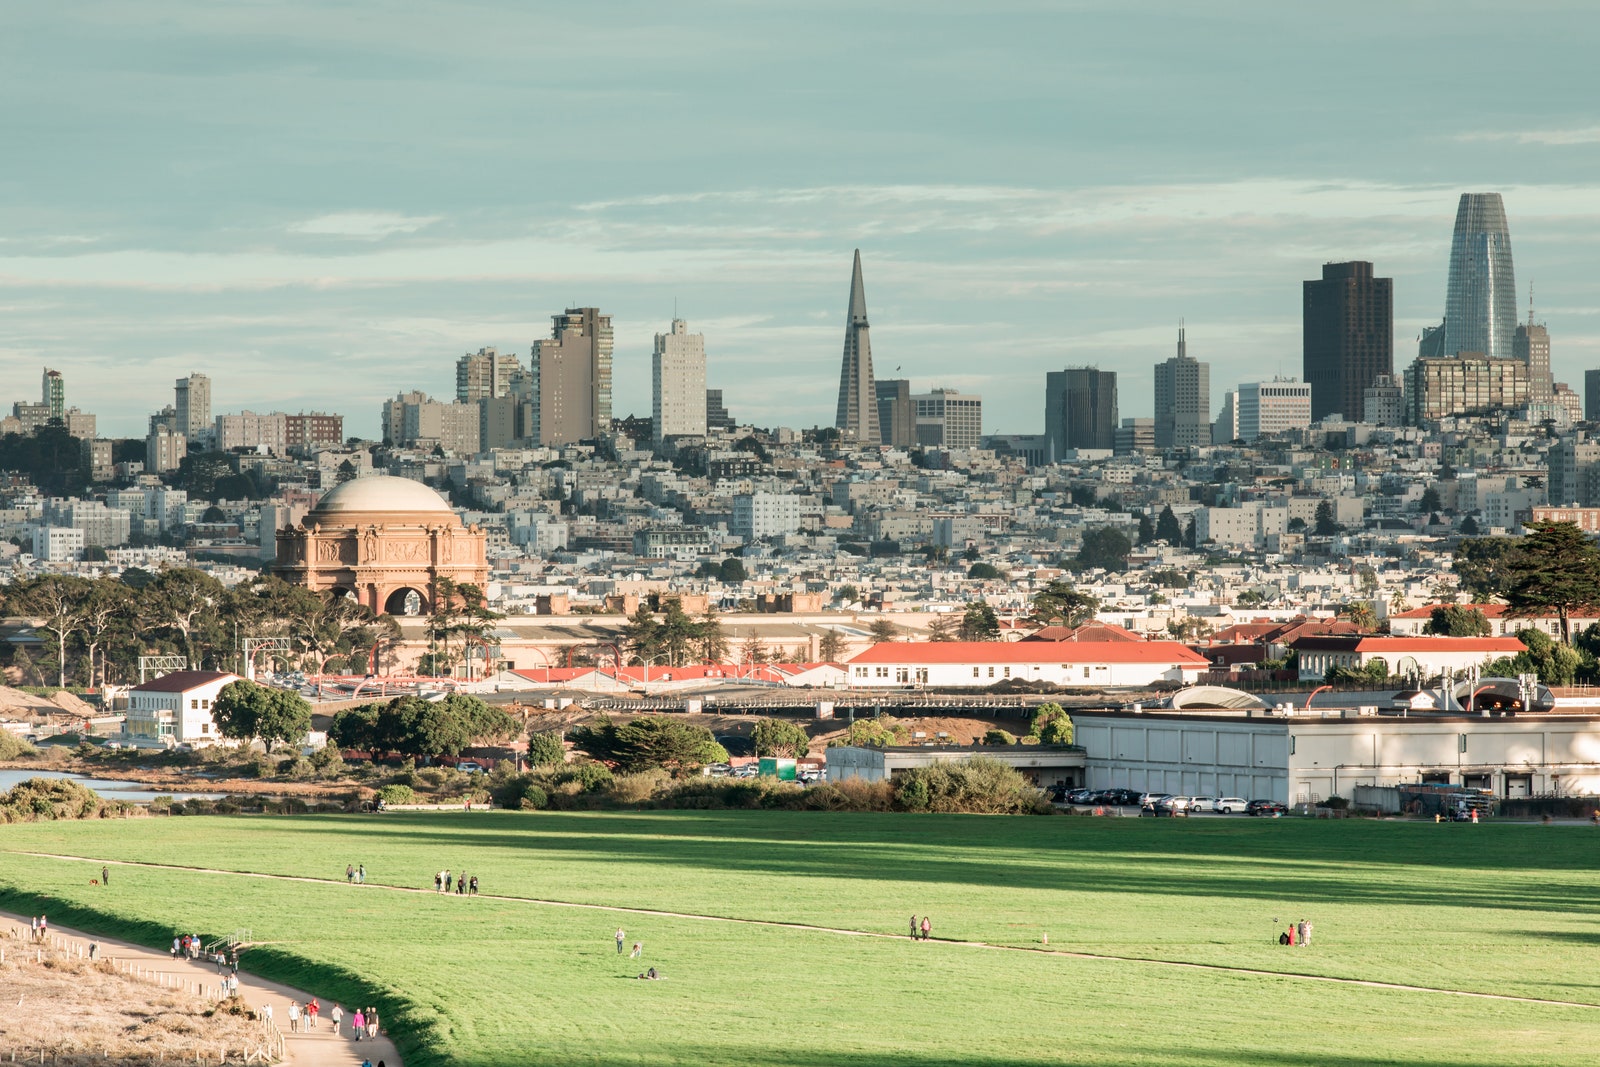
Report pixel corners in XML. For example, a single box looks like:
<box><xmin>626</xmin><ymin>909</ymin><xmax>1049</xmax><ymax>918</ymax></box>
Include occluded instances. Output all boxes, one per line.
<box><xmin>352</xmin><ymin>1009</ymin><xmax>365</xmax><ymax>1038</ymax></box>
<box><xmin>287</xmin><ymin>1002</ymin><xmax>301</xmax><ymax>1034</ymax></box>
<box><xmin>1302</xmin><ymin>919</ymin><xmax>1314</xmax><ymax>946</ymax></box>
<box><xmin>910</xmin><ymin>915</ymin><xmax>918</xmax><ymax>940</ymax></box>
<box><xmin>347</xmin><ymin>864</ymin><xmax>355</xmax><ymax>883</ymax></box>
<box><xmin>331</xmin><ymin>1003</ymin><xmax>344</xmax><ymax>1035</ymax></box>
<box><xmin>262</xmin><ymin>1004</ymin><xmax>273</xmax><ymax>1024</ymax></box>
<box><xmin>1287</xmin><ymin>921</ymin><xmax>1296</xmax><ymax>947</ymax></box>
<box><xmin>434</xmin><ymin>871</ymin><xmax>442</xmax><ymax>893</ymax></box>
<box><xmin>366</xmin><ymin>1007</ymin><xmax>379</xmax><ymax>1039</ymax></box>
<box><xmin>88</xmin><ymin>941</ymin><xmax>99</xmax><ymax>961</ymax></box>
<box><xmin>469</xmin><ymin>875</ymin><xmax>478</xmax><ymax>895</ymax></box>
<box><xmin>630</xmin><ymin>941</ymin><xmax>643</xmax><ymax>959</ymax></box>
<box><xmin>172</xmin><ymin>936</ymin><xmax>180</xmax><ymax>958</ymax></box>
<box><xmin>308</xmin><ymin>998</ymin><xmax>320</xmax><ymax>1030</ymax></box>
<box><xmin>1295</xmin><ymin>920</ymin><xmax>1306</xmax><ymax>946</ymax></box>
<box><xmin>102</xmin><ymin>865</ymin><xmax>109</xmax><ymax>886</ymax></box>
<box><xmin>39</xmin><ymin>916</ymin><xmax>47</xmax><ymax>942</ymax></box>
<box><xmin>457</xmin><ymin>876</ymin><xmax>465</xmax><ymax>896</ymax></box>
<box><xmin>920</xmin><ymin>916</ymin><xmax>931</xmax><ymax>941</ymax></box>
<box><xmin>444</xmin><ymin>871</ymin><xmax>453</xmax><ymax>893</ymax></box>
<box><xmin>616</xmin><ymin>927</ymin><xmax>626</xmax><ymax>954</ymax></box>
<box><xmin>358</xmin><ymin>864</ymin><xmax>366</xmax><ymax>884</ymax></box>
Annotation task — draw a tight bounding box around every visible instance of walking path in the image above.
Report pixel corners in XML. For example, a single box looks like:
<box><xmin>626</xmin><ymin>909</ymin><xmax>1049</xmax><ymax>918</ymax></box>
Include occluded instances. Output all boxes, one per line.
<box><xmin>18</xmin><ymin>850</ymin><xmax>1600</xmax><ymax>1013</ymax></box>
<box><xmin>1</xmin><ymin>909</ymin><xmax>402</xmax><ymax>1067</ymax></box>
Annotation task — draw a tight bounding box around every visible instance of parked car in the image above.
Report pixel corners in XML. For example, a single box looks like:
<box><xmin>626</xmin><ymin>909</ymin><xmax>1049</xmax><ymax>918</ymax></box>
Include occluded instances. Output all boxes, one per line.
<box><xmin>1214</xmin><ymin>797</ymin><xmax>1248</xmax><ymax>814</ymax></box>
<box><xmin>1247</xmin><ymin>799</ymin><xmax>1288</xmax><ymax>817</ymax></box>
<box><xmin>1189</xmin><ymin>796</ymin><xmax>1217</xmax><ymax>813</ymax></box>
<box><xmin>1106</xmin><ymin>788</ymin><xmax>1142</xmax><ymax>806</ymax></box>
<box><xmin>1066</xmin><ymin>788</ymin><xmax>1096</xmax><ymax>805</ymax></box>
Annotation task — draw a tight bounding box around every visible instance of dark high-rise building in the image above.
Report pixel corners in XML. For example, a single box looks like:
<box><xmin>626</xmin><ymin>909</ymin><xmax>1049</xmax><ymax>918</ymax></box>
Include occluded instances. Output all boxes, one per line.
<box><xmin>1045</xmin><ymin>368</ymin><xmax>1117</xmax><ymax>456</ymax></box>
<box><xmin>706</xmin><ymin>389</ymin><xmax>734</xmax><ymax>433</ymax></box>
<box><xmin>1443</xmin><ymin>193</ymin><xmax>1517</xmax><ymax>361</ymax></box>
<box><xmin>1153</xmin><ymin>326</ymin><xmax>1209</xmax><ymax>448</ymax></box>
<box><xmin>875</xmin><ymin>379</ymin><xmax>914</xmax><ymax>448</ymax></box>
<box><xmin>1302</xmin><ymin>261</ymin><xmax>1393</xmax><ymax>421</ymax></box>
<box><xmin>834</xmin><ymin>249</ymin><xmax>881</xmax><ymax>443</ymax></box>
<box><xmin>1514</xmin><ymin>319</ymin><xmax>1553</xmax><ymax>405</ymax></box>
<box><xmin>1584</xmin><ymin>370</ymin><xmax>1600</xmax><ymax>423</ymax></box>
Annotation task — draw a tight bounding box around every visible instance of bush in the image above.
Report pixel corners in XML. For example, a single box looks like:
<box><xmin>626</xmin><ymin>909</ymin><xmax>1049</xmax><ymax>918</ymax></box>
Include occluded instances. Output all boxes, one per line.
<box><xmin>547</xmin><ymin>761</ymin><xmax>614</xmax><ymax>793</ymax></box>
<box><xmin>375</xmin><ymin>783</ymin><xmax>415</xmax><ymax>805</ymax></box>
<box><xmin>612</xmin><ymin>769</ymin><xmax>671</xmax><ymax>804</ymax></box>
<box><xmin>526</xmin><ymin>731</ymin><xmax>567</xmax><ymax>767</ymax></box>
<box><xmin>517</xmin><ymin>784</ymin><xmax>548</xmax><ymax>811</ymax></box>
<box><xmin>1321</xmin><ymin>795</ymin><xmax>1350</xmax><ymax>810</ymax></box>
<box><xmin>982</xmin><ymin>729</ymin><xmax>1016</xmax><ymax>746</ymax></box>
<box><xmin>891</xmin><ymin>756</ymin><xmax>1046</xmax><ymax>815</ymax></box>
<box><xmin>895</xmin><ymin>775</ymin><xmax>931</xmax><ymax>811</ymax></box>
<box><xmin>284</xmin><ymin>757</ymin><xmax>315</xmax><ymax>781</ymax></box>
<box><xmin>0</xmin><ymin>732</ymin><xmax>36</xmax><ymax>760</ymax></box>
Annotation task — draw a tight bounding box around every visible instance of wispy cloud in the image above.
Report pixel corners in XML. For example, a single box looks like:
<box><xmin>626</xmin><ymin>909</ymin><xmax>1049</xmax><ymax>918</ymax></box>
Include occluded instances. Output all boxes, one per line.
<box><xmin>287</xmin><ymin>212</ymin><xmax>441</xmax><ymax>240</ymax></box>
<box><xmin>1453</xmin><ymin>127</ymin><xmax>1600</xmax><ymax>146</ymax></box>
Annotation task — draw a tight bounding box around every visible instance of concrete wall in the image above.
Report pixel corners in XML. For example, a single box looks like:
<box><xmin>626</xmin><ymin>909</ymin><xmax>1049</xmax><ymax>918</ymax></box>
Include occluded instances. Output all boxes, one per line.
<box><xmin>1075</xmin><ymin>714</ymin><xmax>1290</xmax><ymax>802</ymax></box>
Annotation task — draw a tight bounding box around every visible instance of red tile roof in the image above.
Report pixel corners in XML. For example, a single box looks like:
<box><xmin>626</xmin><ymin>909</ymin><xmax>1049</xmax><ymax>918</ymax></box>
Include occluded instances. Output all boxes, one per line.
<box><xmin>1023</xmin><ymin>622</ymin><xmax>1143</xmax><ymax>643</ymax></box>
<box><xmin>130</xmin><ymin>670</ymin><xmax>240</xmax><ymax>694</ymax></box>
<box><xmin>847</xmin><ymin>640</ymin><xmax>1209</xmax><ymax>666</ymax></box>
<box><xmin>1388</xmin><ymin>603</ymin><xmax>1584</xmax><ymax>621</ymax></box>
<box><xmin>1289</xmin><ymin>636</ymin><xmax>1525</xmax><ymax>654</ymax></box>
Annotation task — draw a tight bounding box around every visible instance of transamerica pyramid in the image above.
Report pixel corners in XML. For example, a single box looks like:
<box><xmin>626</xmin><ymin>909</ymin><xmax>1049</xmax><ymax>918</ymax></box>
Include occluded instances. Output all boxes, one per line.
<box><xmin>833</xmin><ymin>249</ymin><xmax>881</xmax><ymax>443</ymax></box>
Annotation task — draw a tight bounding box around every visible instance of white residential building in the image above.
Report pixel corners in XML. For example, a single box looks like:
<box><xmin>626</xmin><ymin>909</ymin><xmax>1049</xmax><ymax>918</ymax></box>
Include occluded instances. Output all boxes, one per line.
<box><xmin>1194</xmin><ymin>504</ymin><xmax>1288</xmax><ymax>549</ymax></box>
<box><xmin>215</xmin><ymin>411</ymin><xmax>289</xmax><ymax>453</ymax></box>
<box><xmin>124</xmin><ymin>670</ymin><xmax>243</xmax><ymax>744</ymax></box>
<box><xmin>31</xmin><ymin>526</ymin><xmax>85</xmax><ymax>561</ymax></box>
<box><xmin>652</xmin><ymin>319</ymin><xmax>707</xmax><ymax>442</ymax></box>
<box><xmin>732</xmin><ymin>492</ymin><xmax>801</xmax><ymax>540</ymax></box>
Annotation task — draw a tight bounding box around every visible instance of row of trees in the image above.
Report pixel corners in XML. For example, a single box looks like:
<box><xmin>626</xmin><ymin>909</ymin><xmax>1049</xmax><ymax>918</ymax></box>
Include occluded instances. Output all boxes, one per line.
<box><xmin>2</xmin><ymin>569</ymin><xmax>400</xmax><ymax>687</ymax></box>
<box><xmin>328</xmin><ymin>693</ymin><xmax>521</xmax><ymax>760</ymax></box>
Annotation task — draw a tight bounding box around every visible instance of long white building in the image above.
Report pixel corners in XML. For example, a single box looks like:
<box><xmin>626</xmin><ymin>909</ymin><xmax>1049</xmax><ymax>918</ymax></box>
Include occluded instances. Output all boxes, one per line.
<box><xmin>845</xmin><ymin>640</ymin><xmax>1209</xmax><ymax>689</ymax></box>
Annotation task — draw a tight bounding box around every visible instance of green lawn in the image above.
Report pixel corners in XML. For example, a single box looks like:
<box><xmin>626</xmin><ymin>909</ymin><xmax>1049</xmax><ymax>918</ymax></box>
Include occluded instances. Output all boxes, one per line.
<box><xmin>3</xmin><ymin>812</ymin><xmax>1599</xmax><ymax>1066</ymax></box>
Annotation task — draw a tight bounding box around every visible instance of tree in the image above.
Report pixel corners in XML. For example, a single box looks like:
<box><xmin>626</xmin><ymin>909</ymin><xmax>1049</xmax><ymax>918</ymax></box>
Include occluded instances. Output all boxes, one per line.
<box><xmin>718</xmin><ymin>557</ymin><xmax>748</xmax><ymax>583</ymax></box>
<box><xmin>1483</xmin><ymin>628</ymin><xmax>1581</xmax><ymax>685</ymax></box>
<box><xmin>967</xmin><ymin>562</ymin><xmax>1003</xmax><ymax>580</ymax></box>
<box><xmin>255</xmin><ymin>688</ymin><xmax>313</xmax><ymax>753</ymax></box>
<box><xmin>213</xmin><ymin>680</ymin><xmax>313</xmax><ymax>753</ymax></box>
<box><xmin>1155</xmin><ymin>506</ymin><xmax>1183</xmax><ymax>545</ymax></box>
<box><xmin>12</xmin><ymin>576</ymin><xmax>89</xmax><ymax>687</ymax></box>
<box><xmin>983</xmin><ymin>728</ymin><xmax>1017</xmax><ymax>746</ymax></box>
<box><xmin>867</xmin><ymin>619</ymin><xmax>900</xmax><ymax>643</ymax></box>
<box><xmin>835</xmin><ymin>584</ymin><xmax>859</xmax><ymax>605</ymax></box>
<box><xmin>752</xmin><ymin>717</ymin><xmax>811</xmax><ymax>758</ymax></box>
<box><xmin>1418</xmin><ymin>487</ymin><xmax>1442</xmax><ymax>514</ymax></box>
<box><xmin>926</xmin><ymin>615</ymin><xmax>958</xmax><ymax>641</ymax></box>
<box><xmin>1453</xmin><ymin>536</ymin><xmax>1518</xmax><ymax>600</ymax></box>
<box><xmin>1074</xmin><ymin>527</ymin><xmax>1132</xmax><ymax>572</ymax></box>
<box><xmin>621</xmin><ymin>603</ymin><xmax>662</xmax><ymax>663</ymax></box>
<box><xmin>1460</xmin><ymin>514</ymin><xmax>1481</xmax><ymax>536</ymax></box>
<box><xmin>656</xmin><ymin>598</ymin><xmax>700</xmax><ymax>666</ymax></box>
<box><xmin>1340</xmin><ymin>601</ymin><xmax>1379</xmax><ymax>632</ymax></box>
<box><xmin>569</xmin><ymin>715</ymin><xmax>728</xmax><ymax>773</ymax></box>
<box><xmin>960</xmin><ymin>601</ymin><xmax>1000</xmax><ymax>641</ymax></box>
<box><xmin>828</xmin><ymin>715</ymin><xmax>910</xmax><ymax>748</ymax></box>
<box><xmin>817</xmin><ymin>630</ymin><xmax>847</xmax><ymax>663</ymax></box>
<box><xmin>527</xmin><ymin>730</ymin><xmax>567</xmax><ymax>766</ymax></box>
<box><xmin>1314</xmin><ymin>500</ymin><xmax>1342</xmax><ymax>536</ymax></box>
<box><xmin>1426</xmin><ymin>605</ymin><xmax>1491</xmax><ymax>637</ymax></box>
<box><xmin>1032</xmin><ymin>581</ymin><xmax>1098</xmax><ymax>627</ymax></box>
<box><xmin>1137</xmin><ymin>513</ymin><xmax>1156</xmax><ymax>545</ymax></box>
<box><xmin>738</xmin><ymin>631</ymin><xmax>770</xmax><ymax>665</ymax></box>
<box><xmin>1502</xmin><ymin>521</ymin><xmax>1600</xmax><ymax>643</ymax></box>
<box><xmin>1029</xmin><ymin>703</ymin><xmax>1074</xmax><ymax>745</ymax></box>
<box><xmin>1287</xmin><ymin>516</ymin><xmax>1307</xmax><ymax>533</ymax></box>
<box><xmin>695</xmin><ymin>608</ymin><xmax>729</xmax><ymax>663</ymax></box>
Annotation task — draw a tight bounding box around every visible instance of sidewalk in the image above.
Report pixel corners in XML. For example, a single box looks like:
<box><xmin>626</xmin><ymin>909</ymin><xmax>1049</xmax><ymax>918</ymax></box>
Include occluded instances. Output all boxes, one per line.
<box><xmin>1</xmin><ymin>910</ymin><xmax>402</xmax><ymax>1067</ymax></box>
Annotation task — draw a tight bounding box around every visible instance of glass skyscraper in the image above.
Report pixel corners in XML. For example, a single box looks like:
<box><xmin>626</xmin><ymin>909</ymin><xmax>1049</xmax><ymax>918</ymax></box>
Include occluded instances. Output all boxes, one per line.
<box><xmin>1442</xmin><ymin>193</ymin><xmax>1517</xmax><ymax>361</ymax></box>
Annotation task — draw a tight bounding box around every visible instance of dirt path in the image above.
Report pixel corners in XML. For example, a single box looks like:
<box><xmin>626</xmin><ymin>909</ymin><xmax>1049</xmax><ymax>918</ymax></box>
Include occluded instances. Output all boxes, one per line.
<box><xmin>0</xmin><ymin>909</ymin><xmax>403</xmax><ymax>1067</ymax></box>
<box><xmin>18</xmin><ymin>850</ymin><xmax>1600</xmax><ymax>1014</ymax></box>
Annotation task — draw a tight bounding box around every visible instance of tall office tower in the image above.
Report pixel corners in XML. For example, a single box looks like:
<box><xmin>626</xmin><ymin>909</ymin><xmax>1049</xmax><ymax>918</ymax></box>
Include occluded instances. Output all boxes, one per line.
<box><xmin>833</xmin><ymin>249</ymin><xmax>881</xmax><ymax>443</ymax></box>
<box><xmin>41</xmin><ymin>369</ymin><xmax>63</xmax><ymax>420</ymax></box>
<box><xmin>706</xmin><ymin>389</ymin><xmax>734</xmax><ymax>433</ymax></box>
<box><xmin>1044</xmin><ymin>368</ymin><xmax>1117</xmax><ymax>455</ymax></box>
<box><xmin>455</xmin><ymin>347</ymin><xmax>521</xmax><ymax>403</ymax></box>
<box><xmin>875</xmin><ymin>379</ymin><xmax>915</xmax><ymax>448</ymax></box>
<box><xmin>652</xmin><ymin>319</ymin><xmax>708</xmax><ymax>442</ymax></box>
<box><xmin>1153</xmin><ymin>326</ymin><xmax>1210</xmax><ymax>448</ymax></box>
<box><xmin>912</xmin><ymin>388</ymin><xmax>982</xmax><ymax>449</ymax></box>
<box><xmin>1514</xmin><ymin>316</ymin><xmax>1553</xmax><ymax>405</ymax></box>
<box><xmin>1302</xmin><ymin>261</ymin><xmax>1393</xmax><ymax>421</ymax></box>
<box><xmin>1236</xmin><ymin>379</ymin><xmax>1313</xmax><ymax>441</ymax></box>
<box><xmin>1212</xmin><ymin>390</ymin><xmax>1239</xmax><ymax>444</ymax></box>
<box><xmin>1586</xmin><ymin>370</ymin><xmax>1600</xmax><ymax>422</ymax></box>
<box><xmin>529</xmin><ymin>308</ymin><xmax>613</xmax><ymax>446</ymax></box>
<box><xmin>174</xmin><ymin>374</ymin><xmax>212</xmax><ymax>444</ymax></box>
<box><xmin>1442</xmin><ymin>193</ymin><xmax>1517</xmax><ymax>361</ymax></box>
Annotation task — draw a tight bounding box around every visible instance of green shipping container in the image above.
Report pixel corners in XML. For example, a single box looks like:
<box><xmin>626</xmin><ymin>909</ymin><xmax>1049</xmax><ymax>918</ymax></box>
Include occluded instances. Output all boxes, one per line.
<box><xmin>758</xmin><ymin>757</ymin><xmax>797</xmax><ymax>781</ymax></box>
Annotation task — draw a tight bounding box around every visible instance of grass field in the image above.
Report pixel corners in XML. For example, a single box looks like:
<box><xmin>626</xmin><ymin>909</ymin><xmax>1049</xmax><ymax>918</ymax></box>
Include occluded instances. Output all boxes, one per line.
<box><xmin>3</xmin><ymin>811</ymin><xmax>1600</xmax><ymax>1066</ymax></box>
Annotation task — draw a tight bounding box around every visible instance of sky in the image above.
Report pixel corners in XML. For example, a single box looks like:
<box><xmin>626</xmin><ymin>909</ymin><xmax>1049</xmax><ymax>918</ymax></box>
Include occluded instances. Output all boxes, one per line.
<box><xmin>4</xmin><ymin>1</ymin><xmax>1600</xmax><ymax>441</ymax></box>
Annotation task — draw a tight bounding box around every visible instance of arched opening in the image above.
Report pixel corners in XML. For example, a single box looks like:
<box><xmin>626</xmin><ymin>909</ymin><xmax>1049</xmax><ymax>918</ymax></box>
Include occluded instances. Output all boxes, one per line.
<box><xmin>384</xmin><ymin>587</ymin><xmax>427</xmax><ymax>616</ymax></box>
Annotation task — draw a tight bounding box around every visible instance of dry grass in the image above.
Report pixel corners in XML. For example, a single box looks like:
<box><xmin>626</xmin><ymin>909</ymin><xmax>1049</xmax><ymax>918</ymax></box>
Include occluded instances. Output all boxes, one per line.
<box><xmin>0</xmin><ymin>937</ymin><xmax>278</xmax><ymax>1065</ymax></box>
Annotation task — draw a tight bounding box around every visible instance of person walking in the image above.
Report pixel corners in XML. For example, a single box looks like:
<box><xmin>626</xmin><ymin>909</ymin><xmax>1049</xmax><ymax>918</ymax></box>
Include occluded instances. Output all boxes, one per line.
<box><xmin>1302</xmin><ymin>920</ymin><xmax>1314</xmax><ymax>946</ymax></box>
<box><xmin>102</xmin><ymin>865</ymin><xmax>109</xmax><ymax>886</ymax></box>
<box><xmin>366</xmin><ymin>1007</ymin><xmax>380</xmax><ymax>1040</ymax></box>
<box><xmin>287</xmin><ymin>1001</ymin><xmax>301</xmax><ymax>1034</ymax></box>
<box><xmin>351</xmin><ymin>1009</ymin><xmax>365</xmax><ymax>1039</ymax></box>
<box><xmin>1295</xmin><ymin>920</ymin><xmax>1307</xmax><ymax>947</ymax></box>
<box><xmin>616</xmin><ymin>927</ymin><xmax>626</xmax><ymax>954</ymax></box>
<box><xmin>307</xmin><ymin>998</ymin><xmax>320</xmax><ymax>1030</ymax></box>
<box><xmin>434</xmin><ymin>871</ymin><xmax>442</xmax><ymax>893</ymax></box>
<box><xmin>910</xmin><ymin>915</ymin><xmax>918</xmax><ymax>940</ymax></box>
<box><xmin>331</xmin><ymin>1003</ymin><xmax>344</xmax><ymax>1036</ymax></box>
<box><xmin>358</xmin><ymin>864</ymin><xmax>366</xmax><ymax>884</ymax></box>
<box><xmin>469</xmin><ymin>875</ymin><xmax>478</xmax><ymax>895</ymax></box>
<box><xmin>920</xmin><ymin>916</ymin><xmax>931</xmax><ymax>941</ymax></box>
<box><xmin>347</xmin><ymin>864</ymin><xmax>355</xmax><ymax>883</ymax></box>
<box><xmin>444</xmin><ymin>871</ymin><xmax>453</xmax><ymax>893</ymax></box>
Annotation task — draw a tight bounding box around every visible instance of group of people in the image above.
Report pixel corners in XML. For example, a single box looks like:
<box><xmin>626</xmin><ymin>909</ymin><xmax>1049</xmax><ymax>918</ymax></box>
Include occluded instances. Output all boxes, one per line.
<box><xmin>1277</xmin><ymin>919</ymin><xmax>1314</xmax><ymax>946</ymax></box>
<box><xmin>27</xmin><ymin>915</ymin><xmax>48</xmax><ymax>942</ymax></box>
<box><xmin>286</xmin><ymin>998</ymin><xmax>320</xmax><ymax>1032</ymax></box>
<box><xmin>433</xmin><ymin>869</ymin><xmax>479</xmax><ymax>895</ymax></box>
<box><xmin>344</xmin><ymin>864</ymin><xmax>368</xmax><ymax>884</ymax></box>
<box><xmin>171</xmin><ymin>933</ymin><xmax>205</xmax><ymax>959</ymax></box>
<box><xmin>909</xmin><ymin>915</ymin><xmax>933</xmax><ymax>941</ymax></box>
<box><xmin>614</xmin><ymin>928</ymin><xmax>644</xmax><ymax>958</ymax></box>
<box><xmin>349</xmin><ymin>1005</ymin><xmax>382</xmax><ymax>1041</ymax></box>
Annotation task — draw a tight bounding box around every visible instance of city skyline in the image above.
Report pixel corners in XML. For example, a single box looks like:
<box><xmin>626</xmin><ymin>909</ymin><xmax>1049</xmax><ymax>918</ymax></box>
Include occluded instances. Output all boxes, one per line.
<box><xmin>4</xmin><ymin>5</ymin><xmax>1600</xmax><ymax>439</ymax></box>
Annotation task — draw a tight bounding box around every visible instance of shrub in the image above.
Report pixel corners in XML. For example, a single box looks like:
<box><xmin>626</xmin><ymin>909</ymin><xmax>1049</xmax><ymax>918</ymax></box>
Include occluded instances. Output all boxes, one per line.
<box><xmin>375</xmin><ymin>784</ymin><xmax>415</xmax><ymax>805</ymax></box>
<box><xmin>895</xmin><ymin>775</ymin><xmax>931</xmax><ymax>811</ymax></box>
<box><xmin>517</xmin><ymin>784</ymin><xmax>548</xmax><ymax>811</ymax></box>
<box><xmin>982</xmin><ymin>729</ymin><xmax>1016</xmax><ymax>746</ymax></box>
<box><xmin>612</xmin><ymin>769</ymin><xmax>671</xmax><ymax>804</ymax></box>
<box><xmin>547</xmin><ymin>761</ymin><xmax>614</xmax><ymax>793</ymax></box>
<box><xmin>0</xmin><ymin>732</ymin><xmax>37</xmax><ymax>760</ymax></box>
<box><xmin>526</xmin><ymin>731</ymin><xmax>567</xmax><ymax>767</ymax></box>
<box><xmin>891</xmin><ymin>756</ymin><xmax>1046</xmax><ymax>815</ymax></box>
<box><xmin>1322</xmin><ymin>795</ymin><xmax>1351</xmax><ymax>810</ymax></box>
<box><xmin>284</xmin><ymin>758</ymin><xmax>315</xmax><ymax>781</ymax></box>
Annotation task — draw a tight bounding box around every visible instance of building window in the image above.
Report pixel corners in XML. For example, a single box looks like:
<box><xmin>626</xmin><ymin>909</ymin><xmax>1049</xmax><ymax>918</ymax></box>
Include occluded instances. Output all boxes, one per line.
<box><xmin>875</xmin><ymin>667</ymin><xmax>889</xmax><ymax>679</ymax></box>
<box><xmin>1084</xmin><ymin>666</ymin><xmax>1091</xmax><ymax>679</ymax></box>
<box><xmin>190</xmin><ymin>699</ymin><xmax>199</xmax><ymax>709</ymax></box>
<box><xmin>855</xmin><ymin>667</ymin><xmax>866</xmax><ymax>677</ymax></box>
<box><xmin>1003</xmin><ymin>667</ymin><xmax>1011</xmax><ymax>678</ymax></box>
